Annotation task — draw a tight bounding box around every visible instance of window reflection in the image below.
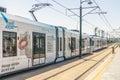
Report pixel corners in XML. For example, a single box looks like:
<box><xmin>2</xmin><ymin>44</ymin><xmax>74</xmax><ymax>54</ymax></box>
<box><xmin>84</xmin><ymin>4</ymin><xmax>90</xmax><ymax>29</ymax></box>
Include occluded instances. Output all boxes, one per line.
<box><xmin>3</xmin><ymin>31</ymin><xmax>17</xmax><ymax>57</ymax></box>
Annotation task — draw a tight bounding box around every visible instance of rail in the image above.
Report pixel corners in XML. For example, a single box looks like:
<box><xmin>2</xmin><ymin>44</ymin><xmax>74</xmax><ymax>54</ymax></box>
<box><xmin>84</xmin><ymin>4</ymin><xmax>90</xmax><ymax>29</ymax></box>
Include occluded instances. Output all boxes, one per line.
<box><xmin>44</xmin><ymin>43</ymin><xmax>119</xmax><ymax>80</ymax></box>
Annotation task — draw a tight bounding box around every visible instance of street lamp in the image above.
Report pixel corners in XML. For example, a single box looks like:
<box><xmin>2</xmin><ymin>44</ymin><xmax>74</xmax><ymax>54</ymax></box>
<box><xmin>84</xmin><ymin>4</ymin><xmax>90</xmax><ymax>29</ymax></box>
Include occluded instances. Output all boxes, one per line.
<box><xmin>79</xmin><ymin>0</ymin><xmax>92</xmax><ymax>58</ymax></box>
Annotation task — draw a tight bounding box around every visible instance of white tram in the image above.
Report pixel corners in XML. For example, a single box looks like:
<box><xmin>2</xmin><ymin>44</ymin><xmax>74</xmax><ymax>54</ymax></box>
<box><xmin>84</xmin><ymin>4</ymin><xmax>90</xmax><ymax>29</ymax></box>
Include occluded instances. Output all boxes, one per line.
<box><xmin>90</xmin><ymin>35</ymin><xmax>107</xmax><ymax>52</ymax></box>
<box><xmin>0</xmin><ymin>13</ymin><xmax>108</xmax><ymax>76</ymax></box>
<box><xmin>0</xmin><ymin>13</ymin><xmax>57</xmax><ymax>75</ymax></box>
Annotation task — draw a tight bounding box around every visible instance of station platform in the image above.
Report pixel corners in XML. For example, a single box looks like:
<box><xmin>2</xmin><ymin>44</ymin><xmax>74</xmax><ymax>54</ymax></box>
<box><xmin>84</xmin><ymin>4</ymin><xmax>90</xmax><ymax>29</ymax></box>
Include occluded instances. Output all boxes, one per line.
<box><xmin>100</xmin><ymin>48</ymin><xmax>120</xmax><ymax>80</ymax></box>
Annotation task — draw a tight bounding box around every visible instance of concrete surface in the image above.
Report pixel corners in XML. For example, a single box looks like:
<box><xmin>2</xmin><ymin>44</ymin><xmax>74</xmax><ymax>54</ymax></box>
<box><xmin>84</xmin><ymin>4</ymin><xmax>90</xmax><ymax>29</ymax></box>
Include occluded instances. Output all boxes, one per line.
<box><xmin>100</xmin><ymin>48</ymin><xmax>120</xmax><ymax>80</ymax></box>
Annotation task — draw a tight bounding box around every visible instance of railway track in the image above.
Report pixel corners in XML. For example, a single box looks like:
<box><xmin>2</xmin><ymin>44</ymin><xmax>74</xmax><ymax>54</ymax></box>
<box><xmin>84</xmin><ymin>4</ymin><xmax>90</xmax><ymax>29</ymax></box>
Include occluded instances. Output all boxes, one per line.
<box><xmin>26</xmin><ymin>43</ymin><xmax>119</xmax><ymax>80</ymax></box>
<box><xmin>44</xmin><ymin>46</ymin><xmax>114</xmax><ymax>79</ymax></box>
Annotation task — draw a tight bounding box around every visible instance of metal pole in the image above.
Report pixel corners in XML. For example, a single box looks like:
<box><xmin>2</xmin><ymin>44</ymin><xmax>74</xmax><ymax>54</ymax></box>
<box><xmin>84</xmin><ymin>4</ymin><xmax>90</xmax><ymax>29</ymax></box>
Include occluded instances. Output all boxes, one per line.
<box><xmin>29</xmin><ymin>11</ymin><xmax>38</xmax><ymax>22</ymax></box>
<box><xmin>79</xmin><ymin>0</ymin><xmax>82</xmax><ymax>58</ymax></box>
<box><xmin>112</xmin><ymin>47</ymin><xmax>114</xmax><ymax>54</ymax></box>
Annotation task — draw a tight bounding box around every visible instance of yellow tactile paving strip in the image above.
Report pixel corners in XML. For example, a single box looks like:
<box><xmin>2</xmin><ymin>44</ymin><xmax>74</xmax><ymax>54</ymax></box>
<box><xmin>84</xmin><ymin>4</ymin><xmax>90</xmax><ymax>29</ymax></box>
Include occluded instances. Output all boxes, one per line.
<box><xmin>26</xmin><ymin>44</ymin><xmax>119</xmax><ymax>80</ymax></box>
<box><xmin>84</xmin><ymin>54</ymin><xmax>113</xmax><ymax>80</ymax></box>
<box><xmin>93</xmin><ymin>47</ymin><xmax>119</xmax><ymax>80</ymax></box>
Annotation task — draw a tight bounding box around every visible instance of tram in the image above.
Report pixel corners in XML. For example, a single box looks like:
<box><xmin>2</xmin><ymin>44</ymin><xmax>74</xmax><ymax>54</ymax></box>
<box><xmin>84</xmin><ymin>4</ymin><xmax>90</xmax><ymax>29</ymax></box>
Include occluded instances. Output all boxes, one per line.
<box><xmin>0</xmin><ymin>12</ymin><xmax>108</xmax><ymax>76</ymax></box>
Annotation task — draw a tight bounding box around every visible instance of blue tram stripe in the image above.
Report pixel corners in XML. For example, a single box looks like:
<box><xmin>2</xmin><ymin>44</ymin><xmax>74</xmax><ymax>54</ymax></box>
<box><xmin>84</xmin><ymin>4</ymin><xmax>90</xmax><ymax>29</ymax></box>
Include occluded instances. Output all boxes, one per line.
<box><xmin>1</xmin><ymin>12</ymin><xmax>8</xmax><ymax>23</ymax></box>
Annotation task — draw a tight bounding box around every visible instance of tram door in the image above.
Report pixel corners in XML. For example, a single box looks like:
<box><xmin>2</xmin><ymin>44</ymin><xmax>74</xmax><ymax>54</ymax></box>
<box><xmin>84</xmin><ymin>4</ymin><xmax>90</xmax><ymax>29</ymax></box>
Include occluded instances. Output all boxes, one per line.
<box><xmin>56</xmin><ymin>28</ymin><xmax>64</xmax><ymax>58</ymax></box>
<box><xmin>32</xmin><ymin>32</ymin><xmax>46</xmax><ymax>65</ymax></box>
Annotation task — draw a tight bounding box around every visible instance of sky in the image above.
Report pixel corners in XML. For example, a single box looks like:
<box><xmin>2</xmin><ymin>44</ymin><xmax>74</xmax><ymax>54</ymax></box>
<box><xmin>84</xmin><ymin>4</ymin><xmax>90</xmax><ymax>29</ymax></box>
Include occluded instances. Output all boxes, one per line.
<box><xmin>0</xmin><ymin>0</ymin><xmax>120</xmax><ymax>35</ymax></box>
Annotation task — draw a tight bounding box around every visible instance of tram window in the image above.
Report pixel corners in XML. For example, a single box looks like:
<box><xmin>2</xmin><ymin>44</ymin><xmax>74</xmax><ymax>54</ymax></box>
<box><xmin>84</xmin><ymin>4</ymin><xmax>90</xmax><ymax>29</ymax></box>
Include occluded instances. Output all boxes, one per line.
<box><xmin>60</xmin><ymin>37</ymin><xmax>62</xmax><ymax>51</ymax></box>
<box><xmin>33</xmin><ymin>32</ymin><xmax>45</xmax><ymax>59</ymax></box>
<box><xmin>92</xmin><ymin>41</ymin><xmax>94</xmax><ymax>46</ymax></box>
<box><xmin>3</xmin><ymin>31</ymin><xmax>17</xmax><ymax>57</ymax></box>
<box><xmin>71</xmin><ymin>37</ymin><xmax>76</xmax><ymax>51</ymax></box>
<box><xmin>63</xmin><ymin>38</ymin><xmax>65</xmax><ymax>51</ymax></box>
<box><xmin>76</xmin><ymin>39</ymin><xmax>79</xmax><ymax>49</ymax></box>
<box><xmin>68</xmin><ymin>38</ymin><xmax>71</xmax><ymax>50</ymax></box>
<box><xmin>90</xmin><ymin>38</ymin><xmax>94</xmax><ymax>46</ymax></box>
<box><xmin>97</xmin><ymin>40</ymin><xmax>99</xmax><ymax>47</ymax></box>
<box><xmin>82</xmin><ymin>39</ymin><xmax>85</xmax><ymax>48</ymax></box>
<box><xmin>56</xmin><ymin>37</ymin><xmax>59</xmax><ymax>51</ymax></box>
<box><xmin>40</xmin><ymin>35</ymin><xmax>45</xmax><ymax>58</ymax></box>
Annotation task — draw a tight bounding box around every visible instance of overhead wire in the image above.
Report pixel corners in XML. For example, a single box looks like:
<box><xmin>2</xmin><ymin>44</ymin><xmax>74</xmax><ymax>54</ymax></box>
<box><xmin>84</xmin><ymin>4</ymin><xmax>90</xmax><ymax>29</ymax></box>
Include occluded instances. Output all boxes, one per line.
<box><xmin>52</xmin><ymin>0</ymin><xmax>80</xmax><ymax>17</ymax></box>
<box><xmin>34</xmin><ymin>0</ymin><xmax>112</xmax><ymax>33</ymax></box>
<box><xmin>97</xmin><ymin>14</ymin><xmax>110</xmax><ymax>31</ymax></box>
<box><xmin>51</xmin><ymin>0</ymin><xmax>97</xmax><ymax>30</ymax></box>
<box><xmin>49</xmin><ymin>6</ymin><xmax>79</xmax><ymax>21</ymax></box>
<box><xmin>88</xmin><ymin>3</ymin><xmax>110</xmax><ymax>31</ymax></box>
<box><xmin>92</xmin><ymin>0</ymin><xmax>114</xmax><ymax>30</ymax></box>
<box><xmin>83</xmin><ymin>19</ymin><xmax>97</xmax><ymax>29</ymax></box>
<box><xmin>51</xmin><ymin>0</ymin><xmax>113</xmax><ymax>31</ymax></box>
<box><xmin>50</xmin><ymin>7</ymin><xmax>96</xmax><ymax>29</ymax></box>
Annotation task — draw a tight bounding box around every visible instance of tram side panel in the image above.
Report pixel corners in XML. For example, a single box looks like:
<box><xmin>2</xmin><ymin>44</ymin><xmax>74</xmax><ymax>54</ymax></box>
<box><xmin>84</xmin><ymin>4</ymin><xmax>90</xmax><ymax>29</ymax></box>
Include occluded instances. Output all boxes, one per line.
<box><xmin>90</xmin><ymin>36</ymin><xmax>98</xmax><ymax>52</ymax></box>
<box><xmin>70</xmin><ymin>31</ymin><xmax>79</xmax><ymax>57</ymax></box>
<box><xmin>75</xmin><ymin>32</ymin><xmax>79</xmax><ymax>56</ymax></box>
<box><xmin>64</xmin><ymin>30</ymin><xmax>79</xmax><ymax>58</ymax></box>
<box><xmin>30</xmin><ymin>24</ymin><xmax>44</xmax><ymax>65</ymax></box>
<box><xmin>0</xmin><ymin>18</ymin><xmax>4</xmax><ymax>75</ymax></box>
<box><xmin>102</xmin><ymin>38</ymin><xmax>108</xmax><ymax>48</ymax></box>
<box><xmin>29</xmin><ymin>24</ymin><xmax>56</xmax><ymax>65</ymax></box>
<box><xmin>16</xmin><ymin>21</ymin><xmax>32</xmax><ymax>69</ymax></box>
<box><xmin>0</xmin><ymin>14</ymin><xmax>57</xmax><ymax>75</ymax></box>
<box><xmin>45</xmin><ymin>26</ymin><xmax>56</xmax><ymax>63</ymax></box>
<box><xmin>90</xmin><ymin>36</ymin><xmax>107</xmax><ymax>52</ymax></box>
<box><xmin>89</xmin><ymin>37</ymin><xmax>94</xmax><ymax>53</ymax></box>
<box><xmin>94</xmin><ymin>37</ymin><xmax>99</xmax><ymax>51</ymax></box>
<box><xmin>91</xmin><ymin>36</ymin><xmax>101</xmax><ymax>51</ymax></box>
<box><xmin>82</xmin><ymin>34</ymin><xmax>91</xmax><ymax>55</ymax></box>
<box><xmin>0</xmin><ymin>19</ymin><xmax>30</xmax><ymax>75</ymax></box>
<box><xmin>55</xmin><ymin>27</ymin><xmax>65</xmax><ymax>62</ymax></box>
<box><xmin>64</xmin><ymin>30</ymin><xmax>72</xmax><ymax>58</ymax></box>
<box><xmin>0</xmin><ymin>18</ymin><xmax>2</xmax><ymax>75</ymax></box>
